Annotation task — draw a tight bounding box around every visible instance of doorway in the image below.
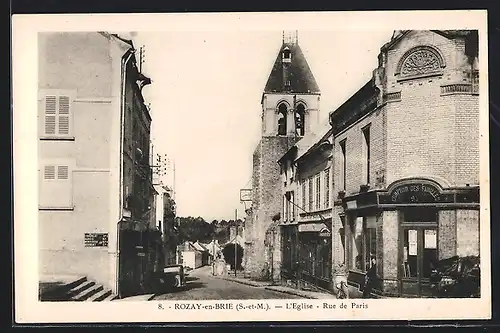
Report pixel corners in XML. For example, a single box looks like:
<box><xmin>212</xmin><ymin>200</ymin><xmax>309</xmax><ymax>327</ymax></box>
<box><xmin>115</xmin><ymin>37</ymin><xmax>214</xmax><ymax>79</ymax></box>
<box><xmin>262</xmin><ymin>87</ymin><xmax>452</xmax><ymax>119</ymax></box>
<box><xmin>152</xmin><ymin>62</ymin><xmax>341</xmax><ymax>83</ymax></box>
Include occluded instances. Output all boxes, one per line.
<box><xmin>399</xmin><ymin>208</ymin><xmax>438</xmax><ymax>297</ymax></box>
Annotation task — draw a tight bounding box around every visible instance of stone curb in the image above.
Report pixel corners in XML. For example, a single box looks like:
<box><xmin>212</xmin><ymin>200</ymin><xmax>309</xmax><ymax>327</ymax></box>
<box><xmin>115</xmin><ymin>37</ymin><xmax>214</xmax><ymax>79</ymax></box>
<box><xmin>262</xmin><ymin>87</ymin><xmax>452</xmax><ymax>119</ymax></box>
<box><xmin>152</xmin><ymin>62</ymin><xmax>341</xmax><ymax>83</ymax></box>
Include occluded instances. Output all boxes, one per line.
<box><xmin>218</xmin><ymin>275</ymin><xmax>270</xmax><ymax>288</ymax></box>
<box><xmin>218</xmin><ymin>275</ymin><xmax>334</xmax><ymax>300</ymax></box>
<box><xmin>264</xmin><ymin>286</ymin><xmax>324</xmax><ymax>299</ymax></box>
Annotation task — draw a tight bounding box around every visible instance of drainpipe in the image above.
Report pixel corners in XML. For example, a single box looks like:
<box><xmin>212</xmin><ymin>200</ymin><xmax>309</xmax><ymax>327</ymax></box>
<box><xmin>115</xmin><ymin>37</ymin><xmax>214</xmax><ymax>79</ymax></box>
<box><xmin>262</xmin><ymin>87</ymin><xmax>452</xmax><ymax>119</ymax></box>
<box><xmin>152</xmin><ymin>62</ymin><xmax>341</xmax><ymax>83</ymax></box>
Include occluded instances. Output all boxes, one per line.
<box><xmin>114</xmin><ymin>48</ymin><xmax>134</xmax><ymax>296</ymax></box>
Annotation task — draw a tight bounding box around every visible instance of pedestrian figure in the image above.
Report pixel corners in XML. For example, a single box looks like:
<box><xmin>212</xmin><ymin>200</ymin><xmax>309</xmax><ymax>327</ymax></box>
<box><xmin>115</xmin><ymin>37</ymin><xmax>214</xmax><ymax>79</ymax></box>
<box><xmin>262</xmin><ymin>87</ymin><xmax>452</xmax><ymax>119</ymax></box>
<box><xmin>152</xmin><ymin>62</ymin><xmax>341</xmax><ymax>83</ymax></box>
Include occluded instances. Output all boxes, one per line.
<box><xmin>336</xmin><ymin>280</ymin><xmax>349</xmax><ymax>299</ymax></box>
<box><xmin>362</xmin><ymin>253</ymin><xmax>378</xmax><ymax>299</ymax></box>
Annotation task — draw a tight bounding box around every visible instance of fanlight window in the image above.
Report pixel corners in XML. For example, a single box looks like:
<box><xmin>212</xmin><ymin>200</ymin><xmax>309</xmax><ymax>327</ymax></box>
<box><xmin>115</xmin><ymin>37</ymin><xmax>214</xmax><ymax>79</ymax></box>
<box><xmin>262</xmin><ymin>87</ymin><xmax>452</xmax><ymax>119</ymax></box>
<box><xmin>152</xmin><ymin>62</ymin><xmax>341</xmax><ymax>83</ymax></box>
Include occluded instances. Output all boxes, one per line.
<box><xmin>396</xmin><ymin>46</ymin><xmax>445</xmax><ymax>80</ymax></box>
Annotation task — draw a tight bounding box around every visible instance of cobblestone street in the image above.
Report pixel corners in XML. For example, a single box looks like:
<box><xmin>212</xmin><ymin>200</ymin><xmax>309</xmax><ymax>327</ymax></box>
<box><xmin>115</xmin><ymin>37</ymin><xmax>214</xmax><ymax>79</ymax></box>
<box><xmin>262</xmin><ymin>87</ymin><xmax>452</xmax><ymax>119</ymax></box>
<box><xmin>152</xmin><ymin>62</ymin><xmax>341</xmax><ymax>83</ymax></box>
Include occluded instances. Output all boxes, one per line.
<box><xmin>152</xmin><ymin>267</ymin><xmax>301</xmax><ymax>300</ymax></box>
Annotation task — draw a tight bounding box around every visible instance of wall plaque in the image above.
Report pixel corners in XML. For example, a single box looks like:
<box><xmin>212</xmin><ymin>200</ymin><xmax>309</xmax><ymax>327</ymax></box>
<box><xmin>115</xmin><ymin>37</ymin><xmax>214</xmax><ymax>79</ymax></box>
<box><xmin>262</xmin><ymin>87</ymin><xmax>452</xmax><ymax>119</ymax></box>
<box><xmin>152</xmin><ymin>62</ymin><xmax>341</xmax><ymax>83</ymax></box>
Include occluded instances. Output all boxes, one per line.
<box><xmin>84</xmin><ymin>233</ymin><xmax>109</xmax><ymax>247</ymax></box>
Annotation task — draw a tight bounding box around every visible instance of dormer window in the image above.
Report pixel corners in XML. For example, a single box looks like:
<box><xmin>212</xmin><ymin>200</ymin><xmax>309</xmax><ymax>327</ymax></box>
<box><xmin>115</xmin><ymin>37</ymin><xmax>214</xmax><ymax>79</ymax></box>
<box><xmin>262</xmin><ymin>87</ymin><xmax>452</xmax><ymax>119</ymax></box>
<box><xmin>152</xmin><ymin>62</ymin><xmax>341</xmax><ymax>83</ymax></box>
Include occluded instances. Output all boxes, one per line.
<box><xmin>283</xmin><ymin>48</ymin><xmax>291</xmax><ymax>63</ymax></box>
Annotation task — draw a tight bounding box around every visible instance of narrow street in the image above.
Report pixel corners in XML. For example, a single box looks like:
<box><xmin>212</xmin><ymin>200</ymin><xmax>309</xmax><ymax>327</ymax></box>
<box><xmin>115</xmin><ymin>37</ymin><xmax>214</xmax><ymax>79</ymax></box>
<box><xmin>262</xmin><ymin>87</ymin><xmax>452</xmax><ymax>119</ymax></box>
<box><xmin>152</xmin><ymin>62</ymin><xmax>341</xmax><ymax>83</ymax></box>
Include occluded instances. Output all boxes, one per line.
<box><xmin>152</xmin><ymin>266</ymin><xmax>300</xmax><ymax>300</ymax></box>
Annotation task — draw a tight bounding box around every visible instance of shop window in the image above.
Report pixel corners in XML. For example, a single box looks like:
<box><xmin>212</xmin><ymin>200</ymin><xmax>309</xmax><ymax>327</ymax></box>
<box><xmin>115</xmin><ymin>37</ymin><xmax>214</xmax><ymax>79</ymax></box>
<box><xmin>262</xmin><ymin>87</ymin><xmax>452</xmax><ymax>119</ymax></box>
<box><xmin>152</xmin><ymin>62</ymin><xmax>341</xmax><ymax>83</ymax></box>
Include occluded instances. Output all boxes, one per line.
<box><xmin>349</xmin><ymin>216</ymin><xmax>377</xmax><ymax>272</ymax></box>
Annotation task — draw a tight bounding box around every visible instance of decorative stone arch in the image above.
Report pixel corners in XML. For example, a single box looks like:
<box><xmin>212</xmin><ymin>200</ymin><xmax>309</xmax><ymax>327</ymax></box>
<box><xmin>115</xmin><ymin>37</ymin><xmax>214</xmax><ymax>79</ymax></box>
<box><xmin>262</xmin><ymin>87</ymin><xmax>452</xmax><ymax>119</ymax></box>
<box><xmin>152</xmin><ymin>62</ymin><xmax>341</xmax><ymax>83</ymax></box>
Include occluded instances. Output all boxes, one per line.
<box><xmin>386</xmin><ymin>176</ymin><xmax>450</xmax><ymax>193</ymax></box>
<box><xmin>295</xmin><ymin>99</ymin><xmax>308</xmax><ymax>110</ymax></box>
<box><xmin>275</xmin><ymin>99</ymin><xmax>291</xmax><ymax>112</ymax></box>
<box><xmin>395</xmin><ymin>45</ymin><xmax>446</xmax><ymax>80</ymax></box>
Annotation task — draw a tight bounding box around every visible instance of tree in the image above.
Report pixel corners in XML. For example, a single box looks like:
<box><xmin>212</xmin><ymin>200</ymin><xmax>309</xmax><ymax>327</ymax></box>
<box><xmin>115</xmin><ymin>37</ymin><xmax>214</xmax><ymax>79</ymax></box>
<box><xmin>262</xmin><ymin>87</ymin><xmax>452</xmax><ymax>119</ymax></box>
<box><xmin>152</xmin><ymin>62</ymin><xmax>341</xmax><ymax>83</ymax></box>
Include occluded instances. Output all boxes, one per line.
<box><xmin>222</xmin><ymin>243</ymin><xmax>244</xmax><ymax>270</ymax></box>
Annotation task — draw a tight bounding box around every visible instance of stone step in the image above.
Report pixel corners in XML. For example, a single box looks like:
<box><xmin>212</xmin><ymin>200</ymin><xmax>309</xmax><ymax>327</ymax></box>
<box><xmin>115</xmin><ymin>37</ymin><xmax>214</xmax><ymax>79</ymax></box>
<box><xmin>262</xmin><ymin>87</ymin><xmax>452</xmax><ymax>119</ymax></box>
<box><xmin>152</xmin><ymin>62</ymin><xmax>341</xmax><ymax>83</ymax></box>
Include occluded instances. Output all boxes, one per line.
<box><xmin>104</xmin><ymin>294</ymin><xmax>119</xmax><ymax>301</ymax></box>
<box><xmin>87</xmin><ymin>288</ymin><xmax>112</xmax><ymax>302</ymax></box>
<box><xmin>39</xmin><ymin>276</ymin><xmax>88</xmax><ymax>301</ymax></box>
<box><xmin>71</xmin><ymin>284</ymin><xmax>103</xmax><ymax>301</ymax></box>
<box><xmin>67</xmin><ymin>281</ymin><xmax>96</xmax><ymax>299</ymax></box>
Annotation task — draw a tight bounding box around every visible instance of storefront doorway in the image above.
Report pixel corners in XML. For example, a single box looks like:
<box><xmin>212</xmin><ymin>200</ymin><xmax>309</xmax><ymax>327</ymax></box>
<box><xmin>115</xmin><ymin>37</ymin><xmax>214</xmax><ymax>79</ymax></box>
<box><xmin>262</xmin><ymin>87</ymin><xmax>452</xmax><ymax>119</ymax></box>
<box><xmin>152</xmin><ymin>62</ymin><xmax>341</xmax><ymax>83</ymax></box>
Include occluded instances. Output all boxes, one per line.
<box><xmin>399</xmin><ymin>208</ymin><xmax>438</xmax><ymax>297</ymax></box>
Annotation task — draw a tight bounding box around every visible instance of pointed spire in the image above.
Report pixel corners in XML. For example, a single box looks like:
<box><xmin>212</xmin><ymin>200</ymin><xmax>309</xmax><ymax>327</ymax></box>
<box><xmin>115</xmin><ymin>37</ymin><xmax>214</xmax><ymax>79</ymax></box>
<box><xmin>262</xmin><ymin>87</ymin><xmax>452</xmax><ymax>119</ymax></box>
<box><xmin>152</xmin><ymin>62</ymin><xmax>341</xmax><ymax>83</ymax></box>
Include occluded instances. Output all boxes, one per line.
<box><xmin>282</xmin><ymin>30</ymin><xmax>298</xmax><ymax>45</ymax></box>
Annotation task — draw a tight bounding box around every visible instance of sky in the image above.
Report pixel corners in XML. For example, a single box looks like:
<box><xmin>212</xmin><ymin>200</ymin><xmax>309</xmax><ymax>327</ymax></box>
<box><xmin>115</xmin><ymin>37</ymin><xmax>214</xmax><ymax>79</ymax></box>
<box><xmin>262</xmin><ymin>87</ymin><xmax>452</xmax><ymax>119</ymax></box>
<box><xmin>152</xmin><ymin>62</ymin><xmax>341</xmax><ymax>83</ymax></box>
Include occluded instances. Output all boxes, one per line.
<box><xmin>132</xmin><ymin>30</ymin><xmax>393</xmax><ymax>221</ymax></box>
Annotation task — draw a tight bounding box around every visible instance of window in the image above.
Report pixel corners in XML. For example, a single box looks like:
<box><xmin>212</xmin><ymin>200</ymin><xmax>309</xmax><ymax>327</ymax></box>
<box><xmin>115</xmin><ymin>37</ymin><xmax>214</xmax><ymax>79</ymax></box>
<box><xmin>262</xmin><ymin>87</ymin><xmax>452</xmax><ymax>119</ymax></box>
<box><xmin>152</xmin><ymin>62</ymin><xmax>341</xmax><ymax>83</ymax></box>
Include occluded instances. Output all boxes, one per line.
<box><xmin>277</xmin><ymin>104</ymin><xmax>287</xmax><ymax>136</ymax></box>
<box><xmin>283</xmin><ymin>49</ymin><xmax>291</xmax><ymax>59</ymax></box>
<box><xmin>315</xmin><ymin>174</ymin><xmax>321</xmax><ymax>210</ymax></box>
<box><xmin>302</xmin><ymin>180</ymin><xmax>306</xmax><ymax>210</ymax></box>
<box><xmin>290</xmin><ymin>191</ymin><xmax>295</xmax><ymax>220</ymax></box>
<box><xmin>324</xmin><ymin>168</ymin><xmax>330</xmax><ymax>208</ymax></box>
<box><xmin>308</xmin><ymin>176</ymin><xmax>313</xmax><ymax>211</ymax></box>
<box><xmin>340</xmin><ymin>140</ymin><xmax>347</xmax><ymax>191</ymax></box>
<box><xmin>283</xmin><ymin>195</ymin><xmax>288</xmax><ymax>222</ymax></box>
<box><xmin>39</xmin><ymin>161</ymin><xmax>73</xmax><ymax>208</ymax></box>
<box><xmin>282</xmin><ymin>164</ymin><xmax>287</xmax><ymax>186</ymax></box>
<box><xmin>43</xmin><ymin>95</ymin><xmax>71</xmax><ymax>136</ymax></box>
<box><xmin>349</xmin><ymin>216</ymin><xmax>377</xmax><ymax>272</ymax></box>
<box><xmin>362</xmin><ymin>126</ymin><xmax>371</xmax><ymax>185</ymax></box>
<box><xmin>295</xmin><ymin>104</ymin><xmax>306</xmax><ymax>136</ymax></box>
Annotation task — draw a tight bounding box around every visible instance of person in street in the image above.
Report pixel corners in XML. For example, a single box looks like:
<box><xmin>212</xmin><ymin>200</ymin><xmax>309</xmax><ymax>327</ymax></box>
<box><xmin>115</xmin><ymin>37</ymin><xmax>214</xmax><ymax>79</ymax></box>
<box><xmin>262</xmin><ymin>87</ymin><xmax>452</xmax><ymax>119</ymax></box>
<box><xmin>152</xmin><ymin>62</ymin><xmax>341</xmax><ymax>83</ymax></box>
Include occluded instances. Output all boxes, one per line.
<box><xmin>362</xmin><ymin>253</ymin><xmax>378</xmax><ymax>298</ymax></box>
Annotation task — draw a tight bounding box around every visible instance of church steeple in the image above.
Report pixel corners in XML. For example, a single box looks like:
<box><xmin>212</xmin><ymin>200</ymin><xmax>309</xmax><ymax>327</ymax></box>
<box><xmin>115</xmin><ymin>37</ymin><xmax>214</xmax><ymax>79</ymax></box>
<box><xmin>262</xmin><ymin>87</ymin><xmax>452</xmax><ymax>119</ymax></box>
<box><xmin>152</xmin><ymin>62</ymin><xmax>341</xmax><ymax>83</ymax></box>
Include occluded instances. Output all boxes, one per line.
<box><xmin>263</xmin><ymin>31</ymin><xmax>320</xmax><ymax>94</ymax></box>
<box><xmin>260</xmin><ymin>31</ymin><xmax>321</xmax><ymax>138</ymax></box>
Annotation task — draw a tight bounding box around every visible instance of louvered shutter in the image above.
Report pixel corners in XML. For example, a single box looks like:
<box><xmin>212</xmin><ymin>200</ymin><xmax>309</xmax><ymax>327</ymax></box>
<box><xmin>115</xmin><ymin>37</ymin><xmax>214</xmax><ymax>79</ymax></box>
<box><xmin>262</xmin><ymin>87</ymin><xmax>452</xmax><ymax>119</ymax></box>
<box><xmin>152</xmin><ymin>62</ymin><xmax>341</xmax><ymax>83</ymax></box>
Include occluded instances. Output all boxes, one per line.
<box><xmin>44</xmin><ymin>165</ymin><xmax>56</xmax><ymax>180</ymax></box>
<box><xmin>58</xmin><ymin>96</ymin><xmax>70</xmax><ymax>135</ymax></box>
<box><xmin>57</xmin><ymin>165</ymin><xmax>69</xmax><ymax>180</ymax></box>
<box><xmin>45</xmin><ymin>96</ymin><xmax>57</xmax><ymax>135</ymax></box>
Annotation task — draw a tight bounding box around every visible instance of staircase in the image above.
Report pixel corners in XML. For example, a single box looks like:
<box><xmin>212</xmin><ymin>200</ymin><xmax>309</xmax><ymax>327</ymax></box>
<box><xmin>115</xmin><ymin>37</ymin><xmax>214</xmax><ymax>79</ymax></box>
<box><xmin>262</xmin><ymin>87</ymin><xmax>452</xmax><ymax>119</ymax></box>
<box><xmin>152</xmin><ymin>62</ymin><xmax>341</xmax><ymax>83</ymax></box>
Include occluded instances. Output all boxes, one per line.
<box><xmin>40</xmin><ymin>276</ymin><xmax>118</xmax><ymax>302</ymax></box>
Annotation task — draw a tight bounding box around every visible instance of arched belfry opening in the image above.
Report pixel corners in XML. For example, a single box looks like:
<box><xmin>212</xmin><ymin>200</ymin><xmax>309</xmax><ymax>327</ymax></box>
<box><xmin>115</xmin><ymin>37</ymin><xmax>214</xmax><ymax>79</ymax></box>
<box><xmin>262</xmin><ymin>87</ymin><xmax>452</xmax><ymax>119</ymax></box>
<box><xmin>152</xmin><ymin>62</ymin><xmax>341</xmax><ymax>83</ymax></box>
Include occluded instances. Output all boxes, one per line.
<box><xmin>295</xmin><ymin>103</ymin><xmax>306</xmax><ymax>136</ymax></box>
<box><xmin>277</xmin><ymin>103</ymin><xmax>288</xmax><ymax>136</ymax></box>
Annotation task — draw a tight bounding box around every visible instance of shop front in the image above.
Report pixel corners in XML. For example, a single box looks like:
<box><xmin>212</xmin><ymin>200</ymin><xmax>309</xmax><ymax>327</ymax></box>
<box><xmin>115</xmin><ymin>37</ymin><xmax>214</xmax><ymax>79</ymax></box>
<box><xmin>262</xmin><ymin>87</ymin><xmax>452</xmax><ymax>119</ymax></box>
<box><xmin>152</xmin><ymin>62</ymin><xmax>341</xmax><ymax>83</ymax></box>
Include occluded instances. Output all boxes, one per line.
<box><xmin>297</xmin><ymin>221</ymin><xmax>332</xmax><ymax>292</ymax></box>
<box><xmin>340</xmin><ymin>177</ymin><xmax>480</xmax><ymax>298</ymax></box>
<box><xmin>280</xmin><ymin>223</ymin><xmax>299</xmax><ymax>283</ymax></box>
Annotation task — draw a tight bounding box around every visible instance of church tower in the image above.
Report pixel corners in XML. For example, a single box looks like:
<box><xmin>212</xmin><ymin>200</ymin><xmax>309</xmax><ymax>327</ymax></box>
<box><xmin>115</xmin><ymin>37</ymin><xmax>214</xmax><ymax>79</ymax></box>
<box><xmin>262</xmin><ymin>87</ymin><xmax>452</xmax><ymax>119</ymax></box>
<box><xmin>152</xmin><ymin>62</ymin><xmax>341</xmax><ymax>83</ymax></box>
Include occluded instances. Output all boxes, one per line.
<box><xmin>244</xmin><ymin>31</ymin><xmax>321</xmax><ymax>280</ymax></box>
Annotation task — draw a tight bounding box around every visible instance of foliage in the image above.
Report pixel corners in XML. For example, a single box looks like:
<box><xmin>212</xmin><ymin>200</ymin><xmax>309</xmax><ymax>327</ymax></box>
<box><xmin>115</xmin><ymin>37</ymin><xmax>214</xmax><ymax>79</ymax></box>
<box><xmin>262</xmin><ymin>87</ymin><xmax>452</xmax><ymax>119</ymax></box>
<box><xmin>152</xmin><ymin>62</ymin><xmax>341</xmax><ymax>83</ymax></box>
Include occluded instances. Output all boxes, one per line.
<box><xmin>221</xmin><ymin>243</ymin><xmax>244</xmax><ymax>270</ymax></box>
<box><xmin>176</xmin><ymin>216</ymin><xmax>244</xmax><ymax>244</ymax></box>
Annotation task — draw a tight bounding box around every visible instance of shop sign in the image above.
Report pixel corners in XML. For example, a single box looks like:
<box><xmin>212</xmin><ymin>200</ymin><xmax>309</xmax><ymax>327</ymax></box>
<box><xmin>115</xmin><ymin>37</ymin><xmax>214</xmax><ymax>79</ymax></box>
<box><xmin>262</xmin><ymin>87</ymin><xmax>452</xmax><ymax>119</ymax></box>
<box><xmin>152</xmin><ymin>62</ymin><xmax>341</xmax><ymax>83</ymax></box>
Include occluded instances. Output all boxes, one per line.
<box><xmin>84</xmin><ymin>233</ymin><xmax>109</xmax><ymax>247</ymax></box>
<box><xmin>387</xmin><ymin>183</ymin><xmax>441</xmax><ymax>204</ymax></box>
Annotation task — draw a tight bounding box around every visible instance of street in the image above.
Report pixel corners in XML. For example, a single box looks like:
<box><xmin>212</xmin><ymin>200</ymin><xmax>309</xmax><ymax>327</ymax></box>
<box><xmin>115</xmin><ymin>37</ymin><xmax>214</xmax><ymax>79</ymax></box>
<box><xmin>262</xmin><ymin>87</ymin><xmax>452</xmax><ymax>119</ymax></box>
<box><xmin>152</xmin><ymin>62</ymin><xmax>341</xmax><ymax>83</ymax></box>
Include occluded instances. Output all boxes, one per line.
<box><xmin>152</xmin><ymin>266</ymin><xmax>300</xmax><ymax>300</ymax></box>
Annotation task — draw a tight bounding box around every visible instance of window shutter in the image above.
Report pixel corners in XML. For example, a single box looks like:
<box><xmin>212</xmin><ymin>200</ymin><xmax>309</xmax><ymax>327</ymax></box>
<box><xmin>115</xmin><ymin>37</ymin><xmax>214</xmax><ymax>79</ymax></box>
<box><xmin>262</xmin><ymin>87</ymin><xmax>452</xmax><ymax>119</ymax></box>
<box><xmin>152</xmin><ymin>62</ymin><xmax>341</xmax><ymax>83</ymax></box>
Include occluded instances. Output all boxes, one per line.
<box><xmin>58</xmin><ymin>96</ymin><xmax>70</xmax><ymax>135</ymax></box>
<box><xmin>44</xmin><ymin>165</ymin><xmax>56</xmax><ymax>180</ymax></box>
<box><xmin>45</xmin><ymin>96</ymin><xmax>57</xmax><ymax>135</ymax></box>
<box><xmin>57</xmin><ymin>165</ymin><xmax>69</xmax><ymax>180</ymax></box>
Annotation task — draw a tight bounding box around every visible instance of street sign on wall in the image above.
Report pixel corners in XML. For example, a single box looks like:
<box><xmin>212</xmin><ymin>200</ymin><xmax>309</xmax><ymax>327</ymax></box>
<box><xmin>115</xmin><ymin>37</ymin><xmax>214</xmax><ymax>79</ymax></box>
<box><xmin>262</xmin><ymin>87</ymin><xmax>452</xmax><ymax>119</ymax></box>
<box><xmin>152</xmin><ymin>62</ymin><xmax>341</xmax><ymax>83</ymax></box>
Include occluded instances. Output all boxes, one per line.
<box><xmin>240</xmin><ymin>189</ymin><xmax>252</xmax><ymax>202</ymax></box>
<box><xmin>84</xmin><ymin>233</ymin><xmax>109</xmax><ymax>247</ymax></box>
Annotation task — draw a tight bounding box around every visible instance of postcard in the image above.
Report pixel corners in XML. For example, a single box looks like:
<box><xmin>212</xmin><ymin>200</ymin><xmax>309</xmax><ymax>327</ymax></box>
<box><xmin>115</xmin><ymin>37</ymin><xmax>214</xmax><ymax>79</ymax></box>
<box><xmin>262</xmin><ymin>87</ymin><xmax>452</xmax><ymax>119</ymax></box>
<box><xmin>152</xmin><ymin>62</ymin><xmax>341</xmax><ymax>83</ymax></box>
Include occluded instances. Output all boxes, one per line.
<box><xmin>12</xmin><ymin>10</ymin><xmax>490</xmax><ymax>323</ymax></box>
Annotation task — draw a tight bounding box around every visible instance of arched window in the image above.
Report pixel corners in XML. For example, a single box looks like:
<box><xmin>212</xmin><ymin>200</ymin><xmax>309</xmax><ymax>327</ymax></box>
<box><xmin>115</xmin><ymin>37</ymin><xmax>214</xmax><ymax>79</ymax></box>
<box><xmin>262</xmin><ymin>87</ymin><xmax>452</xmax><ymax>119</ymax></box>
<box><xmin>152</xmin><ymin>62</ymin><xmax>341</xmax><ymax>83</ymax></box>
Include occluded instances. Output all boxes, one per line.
<box><xmin>277</xmin><ymin>103</ymin><xmax>287</xmax><ymax>135</ymax></box>
<box><xmin>283</xmin><ymin>49</ymin><xmax>291</xmax><ymax>59</ymax></box>
<box><xmin>295</xmin><ymin>103</ymin><xmax>306</xmax><ymax>136</ymax></box>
